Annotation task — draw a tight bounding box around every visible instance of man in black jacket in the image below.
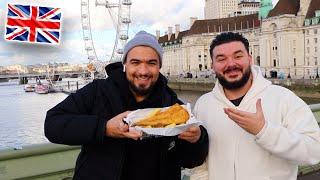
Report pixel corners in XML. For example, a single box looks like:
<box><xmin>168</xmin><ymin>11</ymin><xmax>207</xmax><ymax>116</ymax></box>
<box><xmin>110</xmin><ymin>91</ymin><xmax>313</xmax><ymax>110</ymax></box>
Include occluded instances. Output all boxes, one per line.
<box><xmin>45</xmin><ymin>31</ymin><xmax>208</xmax><ymax>180</ymax></box>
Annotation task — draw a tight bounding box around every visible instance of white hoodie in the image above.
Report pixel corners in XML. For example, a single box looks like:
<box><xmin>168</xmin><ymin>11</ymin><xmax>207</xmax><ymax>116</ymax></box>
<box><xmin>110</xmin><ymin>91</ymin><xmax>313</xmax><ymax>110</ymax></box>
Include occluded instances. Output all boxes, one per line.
<box><xmin>194</xmin><ymin>65</ymin><xmax>320</xmax><ymax>180</ymax></box>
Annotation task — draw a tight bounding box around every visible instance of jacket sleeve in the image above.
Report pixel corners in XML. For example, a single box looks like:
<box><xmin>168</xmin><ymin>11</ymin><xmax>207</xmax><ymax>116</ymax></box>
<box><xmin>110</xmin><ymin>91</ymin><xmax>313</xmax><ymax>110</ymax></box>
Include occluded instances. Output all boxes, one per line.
<box><xmin>175</xmin><ymin>125</ymin><xmax>209</xmax><ymax>168</ymax></box>
<box><xmin>256</xmin><ymin>95</ymin><xmax>320</xmax><ymax>165</ymax></box>
<box><xmin>44</xmin><ymin>80</ymin><xmax>107</xmax><ymax>145</ymax></box>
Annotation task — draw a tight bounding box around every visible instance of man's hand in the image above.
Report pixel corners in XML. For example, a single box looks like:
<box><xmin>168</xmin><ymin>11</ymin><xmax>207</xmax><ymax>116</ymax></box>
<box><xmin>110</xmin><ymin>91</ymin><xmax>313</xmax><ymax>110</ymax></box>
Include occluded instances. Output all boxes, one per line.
<box><xmin>178</xmin><ymin>126</ymin><xmax>201</xmax><ymax>143</ymax></box>
<box><xmin>106</xmin><ymin>111</ymin><xmax>142</xmax><ymax>140</ymax></box>
<box><xmin>224</xmin><ymin>99</ymin><xmax>265</xmax><ymax>135</ymax></box>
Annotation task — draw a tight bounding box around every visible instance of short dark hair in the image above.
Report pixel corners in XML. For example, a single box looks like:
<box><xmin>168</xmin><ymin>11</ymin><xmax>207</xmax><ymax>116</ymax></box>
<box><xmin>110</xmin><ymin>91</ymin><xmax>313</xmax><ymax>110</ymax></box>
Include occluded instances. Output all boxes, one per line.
<box><xmin>209</xmin><ymin>32</ymin><xmax>250</xmax><ymax>60</ymax></box>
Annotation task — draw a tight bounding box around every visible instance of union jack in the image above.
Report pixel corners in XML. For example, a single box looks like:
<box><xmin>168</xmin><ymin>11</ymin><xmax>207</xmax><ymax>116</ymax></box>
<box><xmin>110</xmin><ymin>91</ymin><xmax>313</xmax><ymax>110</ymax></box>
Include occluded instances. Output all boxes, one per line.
<box><xmin>5</xmin><ymin>4</ymin><xmax>62</xmax><ymax>44</ymax></box>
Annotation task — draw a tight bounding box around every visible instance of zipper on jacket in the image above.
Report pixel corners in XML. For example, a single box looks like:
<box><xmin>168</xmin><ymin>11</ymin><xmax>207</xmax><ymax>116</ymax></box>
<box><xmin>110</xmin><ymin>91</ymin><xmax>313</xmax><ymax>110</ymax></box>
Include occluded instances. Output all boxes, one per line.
<box><xmin>234</xmin><ymin>163</ymin><xmax>236</xmax><ymax>180</ymax></box>
<box><xmin>233</xmin><ymin>125</ymin><xmax>240</xmax><ymax>180</ymax></box>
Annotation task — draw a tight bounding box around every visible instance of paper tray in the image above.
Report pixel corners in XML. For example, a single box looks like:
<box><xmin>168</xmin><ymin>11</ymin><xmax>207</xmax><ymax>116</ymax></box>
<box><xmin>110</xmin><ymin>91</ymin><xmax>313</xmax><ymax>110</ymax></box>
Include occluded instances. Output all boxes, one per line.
<box><xmin>124</xmin><ymin>104</ymin><xmax>202</xmax><ymax>136</ymax></box>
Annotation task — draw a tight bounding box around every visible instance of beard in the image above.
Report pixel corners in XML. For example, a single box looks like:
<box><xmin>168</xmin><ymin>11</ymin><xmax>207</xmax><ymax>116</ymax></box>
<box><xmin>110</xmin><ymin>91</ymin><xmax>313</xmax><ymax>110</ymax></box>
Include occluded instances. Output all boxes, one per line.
<box><xmin>128</xmin><ymin>77</ymin><xmax>157</xmax><ymax>97</ymax></box>
<box><xmin>216</xmin><ymin>66</ymin><xmax>251</xmax><ymax>90</ymax></box>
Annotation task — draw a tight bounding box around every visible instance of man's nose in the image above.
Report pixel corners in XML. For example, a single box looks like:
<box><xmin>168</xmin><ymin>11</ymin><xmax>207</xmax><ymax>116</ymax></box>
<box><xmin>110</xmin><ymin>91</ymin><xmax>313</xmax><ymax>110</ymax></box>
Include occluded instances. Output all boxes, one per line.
<box><xmin>225</xmin><ymin>57</ymin><xmax>236</xmax><ymax>66</ymax></box>
<box><xmin>137</xmin><ymin>63</ymin><xmax>149</xmax><ymax>75</ymax></box>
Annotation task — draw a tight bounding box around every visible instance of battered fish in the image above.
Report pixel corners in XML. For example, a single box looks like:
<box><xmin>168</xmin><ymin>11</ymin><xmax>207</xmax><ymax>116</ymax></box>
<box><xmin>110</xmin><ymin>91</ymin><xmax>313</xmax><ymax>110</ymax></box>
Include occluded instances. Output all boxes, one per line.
<box><xmin>133</xmin><ymin>103</ymin><xmax>189</xmax><ymax>128</ymax></box>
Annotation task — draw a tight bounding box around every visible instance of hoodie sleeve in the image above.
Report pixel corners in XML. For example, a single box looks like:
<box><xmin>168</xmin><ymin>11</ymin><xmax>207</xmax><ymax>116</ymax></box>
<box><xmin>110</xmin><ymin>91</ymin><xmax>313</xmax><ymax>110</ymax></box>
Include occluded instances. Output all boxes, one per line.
<box><xmin>256</xmin><ymin>94</ymin><xmax>320</xmax><ymax>165</ymax></box>
<box><xmin>175</xmin><ymin>125</ymin><xmax>209</xmax><ymax>168</ymax></box>
<box><xmin>44</xmin><ymin>80</ymin><xmax>107</xmax><ymax>145</ymax></box>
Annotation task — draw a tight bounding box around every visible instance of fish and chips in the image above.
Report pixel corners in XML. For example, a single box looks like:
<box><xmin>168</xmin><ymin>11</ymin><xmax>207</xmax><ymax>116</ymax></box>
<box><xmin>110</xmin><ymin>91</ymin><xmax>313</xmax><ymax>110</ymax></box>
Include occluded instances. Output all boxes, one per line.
<box><xmin>133</xmin><ymin>103</ymin><xmax>189</xmax><ymax>128</ymax></box>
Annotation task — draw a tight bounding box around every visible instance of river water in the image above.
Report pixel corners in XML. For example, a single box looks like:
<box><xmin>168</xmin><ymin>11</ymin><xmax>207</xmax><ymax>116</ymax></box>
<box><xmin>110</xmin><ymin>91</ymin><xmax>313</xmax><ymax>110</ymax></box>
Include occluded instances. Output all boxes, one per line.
<box><xmin>0</xmin><ymin>80</ymin><xmax>68</xmax><ymax>149</ymax></box>
<box><xmin>0</xmin><ymin>80</ymin><xmax>319</xmax><ymax>150</ymax></box>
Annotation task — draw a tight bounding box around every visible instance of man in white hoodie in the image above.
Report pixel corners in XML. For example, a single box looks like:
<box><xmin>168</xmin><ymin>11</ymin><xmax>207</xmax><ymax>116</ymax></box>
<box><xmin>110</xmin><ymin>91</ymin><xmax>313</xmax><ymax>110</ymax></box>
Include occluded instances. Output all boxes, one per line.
<box><xmin>194</xmin><ymin>32</ymin><xmax>320</xmax><ymax>180</ymax></box>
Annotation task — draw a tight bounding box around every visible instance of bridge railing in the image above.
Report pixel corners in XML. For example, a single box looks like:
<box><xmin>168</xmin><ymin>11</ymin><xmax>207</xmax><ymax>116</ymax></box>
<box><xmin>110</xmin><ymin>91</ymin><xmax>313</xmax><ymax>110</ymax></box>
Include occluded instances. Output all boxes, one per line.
<box><xmin>0</xmin><ymin>104</ymin><xmax>320</xmax><ymax>180</ymax></box>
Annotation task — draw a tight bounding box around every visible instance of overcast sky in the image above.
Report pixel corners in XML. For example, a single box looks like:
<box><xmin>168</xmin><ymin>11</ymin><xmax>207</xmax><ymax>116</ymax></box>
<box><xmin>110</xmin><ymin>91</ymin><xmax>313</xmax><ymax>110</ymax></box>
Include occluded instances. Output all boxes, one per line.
<box><xmin>0</xmin><ymin>0</ymin><xmax>279</xmax><ymax>66</ymax></box>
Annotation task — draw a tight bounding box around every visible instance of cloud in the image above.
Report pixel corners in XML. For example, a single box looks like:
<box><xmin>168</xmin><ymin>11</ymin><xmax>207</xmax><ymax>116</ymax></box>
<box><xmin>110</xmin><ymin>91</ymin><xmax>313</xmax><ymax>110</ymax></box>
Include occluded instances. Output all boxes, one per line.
<box><xmin>131</xmin><ymin>0</ymin><xmax>204</xmax><ymax>35</ymax></box>
<box><xmin>0</xmin><ymin>52</ymin><xmax>14</xmax><ymax>57</ymax></box>
<box><xmin>0</xmin><ymin>8</ymin><xmax>6</xmax><ymax>30</ymax></box>
<box><xmin>272</xmin><ymin>0</ymin><xmax>279</xmax><ymax>6</ymax></box>
<box><xmin>0</xmin><ymin>0</ymin><xmax>206</xmax><ymax>66</ymax></box>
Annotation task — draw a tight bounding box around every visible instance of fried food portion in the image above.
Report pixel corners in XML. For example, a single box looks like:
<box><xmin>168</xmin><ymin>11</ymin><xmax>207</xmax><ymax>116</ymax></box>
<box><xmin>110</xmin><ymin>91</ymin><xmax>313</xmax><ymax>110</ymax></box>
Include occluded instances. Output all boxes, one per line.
<box><xmin>133</xmin><ymin>103</ymin><xmax>189</xmax><ymax>128</ymax></box>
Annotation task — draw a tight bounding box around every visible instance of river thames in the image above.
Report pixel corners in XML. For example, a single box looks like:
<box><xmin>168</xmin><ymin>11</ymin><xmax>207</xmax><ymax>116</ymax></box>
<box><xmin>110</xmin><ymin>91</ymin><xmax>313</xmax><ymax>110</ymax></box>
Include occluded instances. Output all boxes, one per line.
<box><xmin>0</xmin><ymin>80</ymin><xmax>204</xmax><ymax>149</ymax></box>
<box><xmin>0</xmin><ymin>80</ymin><xmax>319</xmax><ymax>150</ymax></box>
<box><xmin>0</xmin><ymin>80</ymin><xmax>67</xmax><ymax>149</ymax></box>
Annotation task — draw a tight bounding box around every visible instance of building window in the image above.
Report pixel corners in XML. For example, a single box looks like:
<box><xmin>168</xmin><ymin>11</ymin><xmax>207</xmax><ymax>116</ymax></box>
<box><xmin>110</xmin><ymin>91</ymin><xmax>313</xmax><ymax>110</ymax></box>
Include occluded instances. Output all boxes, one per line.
<box><xmin>306</xmin><ymin>30</ymin><xmax>309</xmax><ymax>35</ymax></box>
<box><xmin>315</xmin><ymin>38</ymin><xmax>318</xmax><ymax>43</ymax></box>
<box><xmin>307</xmin><ymin>39</ymin><xmax>310</xmax><ymax>44</ymax></box>
<box><xmin>257</xmin><ymin>56</ymin><xmax>260</xmax><ymax>66</ymax></box>
<box><xmin>294</xmin><ymin>58</ymin><xmax>296</xmax><ymax>66</ymax></box>
<box><xmin>293</xmin><ymin>48</ymin><xmax>296</xmax><ymax>54</ymax></box>
<box><xmin>305</xmin><ymin>19</ymin><xmax>311</xmax><ymax>26</ymax></box>
<box><xmin>316</xmin><ymin>47</ymin><xmax>318</xmax><ymax>53</ymax></box>
<box><xmin>315</xmin><ymin>57</ymin><xmax>318</xmax><ymax>65</ymax></box>
<box><xmin>314</xmin><ymin>29</ymin><xmax>318</xmax><ymax>34</ymax></box>
<box><xmin>312</xmin><ymin>18</ymin><xmax>319</xmax><ymax>25</ymax></box>
<box><xmin>273</xmin><ymin>59</ymin><xmax>277</xmax><ymax>67</ymax></box>
<box><xmin>307</xmin><ymin>47</ymin><xmax>310</xmax><ymax>53</ymax></box>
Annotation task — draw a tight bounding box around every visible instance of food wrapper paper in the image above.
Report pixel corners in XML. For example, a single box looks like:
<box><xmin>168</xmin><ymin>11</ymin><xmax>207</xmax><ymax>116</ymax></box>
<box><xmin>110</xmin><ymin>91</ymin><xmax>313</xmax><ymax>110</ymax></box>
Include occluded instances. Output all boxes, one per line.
<box><xmin>123</xmin><ymin>103</ymin><xmax>202</xmax><ymax>137</ymax></box>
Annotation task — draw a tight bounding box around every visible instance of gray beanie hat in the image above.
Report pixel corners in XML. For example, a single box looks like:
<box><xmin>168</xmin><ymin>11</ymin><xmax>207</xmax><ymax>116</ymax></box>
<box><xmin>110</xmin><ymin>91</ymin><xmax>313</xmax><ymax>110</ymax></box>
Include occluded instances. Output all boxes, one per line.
<box><xmin>122</xmin><ymin>31</ymin><xmax>163</xmax><ymax>67</ymax></box>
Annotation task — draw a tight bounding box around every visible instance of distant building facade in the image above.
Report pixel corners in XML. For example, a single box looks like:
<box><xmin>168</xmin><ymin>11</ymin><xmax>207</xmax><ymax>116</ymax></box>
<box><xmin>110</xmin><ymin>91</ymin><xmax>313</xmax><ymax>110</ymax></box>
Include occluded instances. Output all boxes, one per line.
<box><xmin>205</xmin><ymin>0</ymin><xmax>261</xmax><ymax>19</ymax></box>
<box><xmin>205</xmin><ymin>0</ymin><xmax>239</xmax><ymax>19</ymax></box>
<box><xmin>158</xmin><ymin>0</ymin><xmax>320</xmax><ymax>79</ymax></box>
<box><xmin>230</xmin><ymin>0</ymin><xmax>260</xmax><ymax>17</ymax></box>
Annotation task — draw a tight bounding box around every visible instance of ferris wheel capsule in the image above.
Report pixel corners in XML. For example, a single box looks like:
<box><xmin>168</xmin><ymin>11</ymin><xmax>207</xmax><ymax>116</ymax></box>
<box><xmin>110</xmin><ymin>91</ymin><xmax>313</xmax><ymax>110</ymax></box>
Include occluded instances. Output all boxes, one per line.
<box><xmin>122</xmin><ymin>0</ymin><xmax>132</xmax><ymax>6</ymax></box>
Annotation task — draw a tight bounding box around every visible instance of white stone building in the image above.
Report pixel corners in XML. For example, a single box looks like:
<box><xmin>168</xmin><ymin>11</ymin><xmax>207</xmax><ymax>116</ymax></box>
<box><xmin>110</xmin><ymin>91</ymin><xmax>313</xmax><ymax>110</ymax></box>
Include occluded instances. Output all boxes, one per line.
<box><xmin>158</xmin><ymin>0</ymin><xmax>320</xmax><ymax>79</ymax></box>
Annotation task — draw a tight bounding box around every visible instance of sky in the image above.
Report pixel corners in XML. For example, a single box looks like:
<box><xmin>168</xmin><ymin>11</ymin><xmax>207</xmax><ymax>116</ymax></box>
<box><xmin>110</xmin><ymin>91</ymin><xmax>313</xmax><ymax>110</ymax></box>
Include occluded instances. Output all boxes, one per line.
<box><xmin>0</xmin><ymin>0</ymin><xmax>279</xmax><ymax>66</ymax></box>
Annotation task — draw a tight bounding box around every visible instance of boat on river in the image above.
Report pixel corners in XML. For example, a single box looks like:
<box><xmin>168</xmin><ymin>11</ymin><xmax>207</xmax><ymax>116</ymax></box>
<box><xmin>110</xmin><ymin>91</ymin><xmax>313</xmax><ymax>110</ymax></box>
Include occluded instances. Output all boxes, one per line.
<box><xmin>35</xmin><ymin>84</ymin><xmax>49</xmax><ymax>94</ymax></box>
<box><xmin>24</xmin><ymin>84</ymin><xmax>35</xmax><ymax>92</ymax></box>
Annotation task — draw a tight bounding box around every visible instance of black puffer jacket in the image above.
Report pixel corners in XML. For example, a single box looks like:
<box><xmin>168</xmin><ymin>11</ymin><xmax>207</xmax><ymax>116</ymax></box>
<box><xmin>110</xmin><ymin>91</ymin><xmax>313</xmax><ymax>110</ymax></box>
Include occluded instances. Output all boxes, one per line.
<box><xmin>45</xmin><ymin>62</ymin><xmax>208</xmax><ymax>180</ymax></box>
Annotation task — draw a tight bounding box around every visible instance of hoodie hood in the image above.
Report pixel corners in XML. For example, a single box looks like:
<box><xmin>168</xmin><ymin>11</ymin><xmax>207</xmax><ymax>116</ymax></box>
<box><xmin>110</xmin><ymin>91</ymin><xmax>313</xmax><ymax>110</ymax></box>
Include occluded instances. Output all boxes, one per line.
<box><xmin>213</xmin><ymin>65</ymin><xmax>272</xmax><ymax>106</ymax></box>
<box><xmin>105</xmin><ymin>62</ymin><xmax>128</xmax><ymax>91</ymax></box>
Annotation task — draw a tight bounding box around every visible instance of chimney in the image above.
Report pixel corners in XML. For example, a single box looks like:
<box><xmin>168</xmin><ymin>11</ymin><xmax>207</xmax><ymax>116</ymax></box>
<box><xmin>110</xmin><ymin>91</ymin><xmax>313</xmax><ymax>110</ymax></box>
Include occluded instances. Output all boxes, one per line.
<box><xmin>175</xmin><ymin>24</ymin><xmax>180</xmax><ymax>39</ymax></box>
<box><xmin>156</xmin><ymin>30</ymin><xmax>160</xmax><ymax>39</ymax></box>
<box><xmin>298</xmin><ymin>0</ymin><xmax>312</xmax><ymax>16</ymax></box>
<box><xmin>190</xmin><ymin>17</ymin><xmax>198</xmax><ymax>28</ymax></box>
<box><xmin>168</xmin><ymin>26</ymin><xmax>173</xmax><ymax>41</ymax></box>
